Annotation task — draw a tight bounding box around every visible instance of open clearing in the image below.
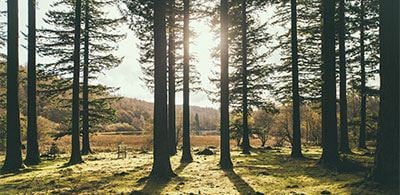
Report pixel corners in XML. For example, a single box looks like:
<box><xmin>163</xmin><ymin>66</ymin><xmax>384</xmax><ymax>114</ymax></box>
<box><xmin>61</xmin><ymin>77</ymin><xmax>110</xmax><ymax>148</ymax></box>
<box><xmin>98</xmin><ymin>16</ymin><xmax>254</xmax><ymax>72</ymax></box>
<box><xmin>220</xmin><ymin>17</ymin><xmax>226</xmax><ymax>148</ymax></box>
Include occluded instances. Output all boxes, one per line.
<box><xmin>0</xmin><ymin>146</ymin><xmax>397</xmax><ymax>194</ymax></box>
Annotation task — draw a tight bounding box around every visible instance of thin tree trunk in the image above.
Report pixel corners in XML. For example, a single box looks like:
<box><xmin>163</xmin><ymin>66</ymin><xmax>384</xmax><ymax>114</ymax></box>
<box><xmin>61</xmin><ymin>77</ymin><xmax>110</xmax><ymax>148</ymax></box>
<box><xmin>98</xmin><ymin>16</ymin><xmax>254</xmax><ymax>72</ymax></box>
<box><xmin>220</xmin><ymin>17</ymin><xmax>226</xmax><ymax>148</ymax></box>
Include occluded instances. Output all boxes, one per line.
<box><xmin>290</xmin><ymin>0</ymin><xmax>303</xmax><ymax>158</ymax></box>
<box><xmin>338</xmin><ymin>0</ymin><xmax>351</xmax><ymax>154</ymax></box>
<box><xmin>358</xmin><ymin>0</ymin><xmax>367</xmax><ymax>149</ymax></box>
<box><xmin>219</xmin><ymin>0</ymin><xmax>233</xmax><ymax>170</ymax></box>
<box><xmin>371</xmin><ymin>0</ymin><xmax>399</xmax><ymax>186</ymax></box>
<box><xmin>2</xmin><ymin>0</ymin><xmax>23</xmax><ymax>173</ymax></box>
<box><xmin>168</xmin><ymin>0</ymin><xmax>177</xmax><ymax>156</ymax></box>
<box><xmin>25</xmin><ymin>0</ymin><xmax>41</xmax><ymax>165</ymax></box>
<box><xmin>81</xmin><ymin>0</ymin><xmax>92</xmax><ymax>155</ymax></box>
<box><xmin>241</xmin><ymin>0</ymin><xmax>250</xmax><ymax>155</ymax></box>
<box><xmin>150</xmin><ymin>0</ymin><xmax>175</xmax><ymax>179</ymax></box>
<box><xmin>69</xmin><ymin>0</ymin><xmax>83</xmax><ymax>165</ymax></box>
<box><xmin>319</xmin><ymin>0</ymin><xmax>339</xmax><ymax>168</ymax></box>
<box><xmin>181</xmin><ymin>0</ymin><xmax>193</xmax><ymax>163</ymax></box>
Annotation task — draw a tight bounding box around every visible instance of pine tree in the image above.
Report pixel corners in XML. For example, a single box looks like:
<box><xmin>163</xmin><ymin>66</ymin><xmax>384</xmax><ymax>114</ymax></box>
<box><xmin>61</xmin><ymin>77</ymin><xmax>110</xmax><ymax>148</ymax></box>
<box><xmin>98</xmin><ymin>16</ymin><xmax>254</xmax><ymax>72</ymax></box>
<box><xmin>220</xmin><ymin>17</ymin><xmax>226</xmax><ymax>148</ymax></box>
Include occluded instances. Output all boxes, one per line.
<box><xmin>319</xmin><ymin>0</ymin><xmax>339</xmax><ymax>168</ymax></box>
<box><xmin>37</xmin><ymin>0</ymin><xmax>124</xmax><ymax>148</ymax></box>
<box><xmin>181</xmin><ymin>0</ymin><xmax>193</xmax><ymax>163</ymax></box>
<box><xmin>69</xmin><ymin>0</ymin><xmax>83</xmax><ymax>165</ymax></box>
<box><xmin>371</xmin><ymin>0</ymin><xmax>399</xmax><ymax>186</ymax></box>
<box><xmin>25</xmin><ymin>0</ymin><xmax>41</xmax><ymax>165</ymax></box>
<box><xmin>338</xmin><ymin>0</ymin><xmax>351</xmax><ymax>154</ymax></box>
<box><xmin>150</xmin><ymin>0</ymin><xmax>176</xmax><ymax>179</ymax></box>
<box><xmin>219</xmin><ymin>0</ymin><xmax>233</xmax><ymax>170</ymax></box>
<box><xmin>2</xmin><ymin>0</ymin><xmax>23</xmax><ymax>173</ymax></box>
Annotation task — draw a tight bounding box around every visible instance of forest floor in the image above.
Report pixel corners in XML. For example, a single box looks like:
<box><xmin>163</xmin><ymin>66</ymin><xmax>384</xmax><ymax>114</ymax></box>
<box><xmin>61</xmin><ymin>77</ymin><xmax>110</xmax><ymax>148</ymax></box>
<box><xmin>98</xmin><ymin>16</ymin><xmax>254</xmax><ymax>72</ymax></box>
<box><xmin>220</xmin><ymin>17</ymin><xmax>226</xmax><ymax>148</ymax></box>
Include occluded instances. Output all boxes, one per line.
<box><xmin>0</xmin><ymin>146</ymin><xmax>398</xmax><ymax>194</ymax></box>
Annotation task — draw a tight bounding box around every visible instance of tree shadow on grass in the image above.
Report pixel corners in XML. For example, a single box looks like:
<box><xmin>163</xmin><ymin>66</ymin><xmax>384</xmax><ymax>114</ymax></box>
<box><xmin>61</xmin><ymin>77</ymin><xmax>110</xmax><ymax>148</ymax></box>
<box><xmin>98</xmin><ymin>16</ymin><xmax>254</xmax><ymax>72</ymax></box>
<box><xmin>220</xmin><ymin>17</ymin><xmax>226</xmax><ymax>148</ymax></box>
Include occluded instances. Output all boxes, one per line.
<box><xmin>224</xmin><ymin>169</ymin><xmax>256</xmax><ymax>195</ymax></box>
<box><xmin>131</xmin><ymin>162</ymin><xmax>190</xmax><ymax>194</ymax></box>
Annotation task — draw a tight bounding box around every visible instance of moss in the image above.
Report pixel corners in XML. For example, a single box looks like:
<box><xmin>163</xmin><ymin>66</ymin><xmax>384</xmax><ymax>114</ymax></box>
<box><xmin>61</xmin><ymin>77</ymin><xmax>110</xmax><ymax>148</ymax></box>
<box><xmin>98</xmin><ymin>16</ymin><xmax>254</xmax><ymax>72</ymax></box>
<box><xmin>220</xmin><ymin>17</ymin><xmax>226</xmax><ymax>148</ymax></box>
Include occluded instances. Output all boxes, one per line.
<box><xmin>0</xmin><ymin>147</ymin><xmax>397</xmax><ymax>194</ymax></box>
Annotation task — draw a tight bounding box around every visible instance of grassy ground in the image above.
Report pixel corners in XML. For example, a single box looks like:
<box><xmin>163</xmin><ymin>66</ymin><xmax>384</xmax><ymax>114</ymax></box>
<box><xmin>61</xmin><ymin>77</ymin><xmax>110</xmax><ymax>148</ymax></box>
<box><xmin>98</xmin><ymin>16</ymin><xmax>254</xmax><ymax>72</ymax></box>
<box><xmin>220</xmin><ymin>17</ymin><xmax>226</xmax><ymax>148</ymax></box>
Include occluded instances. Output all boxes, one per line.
<box><xmin>0</xmin><ymin>146</ymin><xmax>397</xmax><ymax>194</ymax></box>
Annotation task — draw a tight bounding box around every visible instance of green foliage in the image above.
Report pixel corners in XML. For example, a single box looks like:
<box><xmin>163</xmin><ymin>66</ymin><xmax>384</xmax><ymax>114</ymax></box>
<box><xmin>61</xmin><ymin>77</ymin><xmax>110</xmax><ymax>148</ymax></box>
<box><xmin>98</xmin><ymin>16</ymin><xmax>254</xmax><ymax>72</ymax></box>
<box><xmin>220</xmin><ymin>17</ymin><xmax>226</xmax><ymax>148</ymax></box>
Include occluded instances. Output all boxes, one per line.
<box><xmin>122</xmin><ymin>0</ymin><xmax>202</xmax><ymax>92</ymax></box>
<box><xmin>208</xmin><ymin>0</ymin><xmax>274</xmax><ymax>111</ymax></box>
<box><xmin>37</xmin><ymin>0</ymin><xmax>124</xmax><ymax>133</ymax></box>
<box><xmin>271</xmin><ymin>0</ymin><xmax>323</xmax><ymax>103</ymax></box>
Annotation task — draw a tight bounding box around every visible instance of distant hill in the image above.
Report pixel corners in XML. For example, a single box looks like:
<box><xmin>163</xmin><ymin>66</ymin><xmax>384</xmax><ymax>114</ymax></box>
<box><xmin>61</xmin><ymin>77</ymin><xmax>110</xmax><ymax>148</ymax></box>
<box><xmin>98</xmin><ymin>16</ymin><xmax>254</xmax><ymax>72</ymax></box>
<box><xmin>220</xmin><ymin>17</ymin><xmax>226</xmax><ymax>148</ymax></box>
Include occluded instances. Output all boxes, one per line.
<box><xmin>111</xmin><ymin>97</ymin><xmax>219</xmax><ymax>132</ymax></box>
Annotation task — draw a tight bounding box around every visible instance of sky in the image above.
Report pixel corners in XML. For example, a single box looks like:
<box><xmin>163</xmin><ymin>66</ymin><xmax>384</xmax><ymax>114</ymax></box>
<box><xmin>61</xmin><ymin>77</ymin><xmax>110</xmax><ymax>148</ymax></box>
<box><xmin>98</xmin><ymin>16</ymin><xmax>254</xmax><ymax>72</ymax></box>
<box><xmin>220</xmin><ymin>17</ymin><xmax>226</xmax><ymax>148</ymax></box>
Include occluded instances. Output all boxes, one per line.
<box><xmin>2</xmin><ymin>0</ymin><xmax>220</xmax><ymax>108</ymax></box>
<box><xmin>1</xmin><ymin>1</ymin><xmax>380</xmax><ymax>108</ymax></box>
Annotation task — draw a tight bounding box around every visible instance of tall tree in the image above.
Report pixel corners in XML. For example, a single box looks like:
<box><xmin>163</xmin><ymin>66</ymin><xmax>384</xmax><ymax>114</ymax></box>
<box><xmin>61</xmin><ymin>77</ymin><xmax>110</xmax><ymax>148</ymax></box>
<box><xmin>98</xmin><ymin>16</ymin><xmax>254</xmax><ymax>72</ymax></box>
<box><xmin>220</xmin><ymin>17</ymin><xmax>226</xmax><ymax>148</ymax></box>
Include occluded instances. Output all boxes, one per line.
<box><xmin>168</xmin><ymin>0</ymin><xmax>177</xmax><ymax>156</ymax></box>
<box><xmin>290</xmin><ymin>0</ymin><xmax>303</xmax><ymax>158</ymax></box>
<box><xmin>240</xmin><ymin>0</ymin><xmax>250</xmax><ymax>155</ymax></box>
<box><xmin>338</xmin><ymin>0</ymin><xmax>351</xmax><ymax>153</ymax></box>
<box><xmin>319</xmin><ymin>0</ymin><xmax>339</xmax><ymax>167</ymax></box>
<box><xmin>220</xmin><ymin>0</ymin><xmax>233</xmax><ymax>170</ymax></box>
<box><xmin>358</xmin><ymin>0</ymin><xmax>367</xmax><ymax>149</ymax></box>
<box><xmin>371</xmin><ymin>0</ymin><xmax>399</xmax><ymax>186</ymax></box>
<box><xmin>181</xmin><ymin>0</ymin><xmax>193</xmax><ymax>163</ymax></box>
<box><xmin>69</xmin><ymin>0</ymin><xmax>83</xmax><ymax>165</ymax></box>
<box><xmin>150</xmin><ymin>0</ymin><xmax>175</xmax><ymax>179</ymax></box>
<box><xmin>25</xmin><ymin>0</ymin><xmax>41</xmax><ymax>165</ymax></box>
<box><xmin>2</xmin><ymin>0</ymin><xmax>23</xmax><ymax>172</ymax></box>
<box><xmin>81</xmin><ymin>0</ymin><xmax>92</xmax><ymax>155</ymax></box>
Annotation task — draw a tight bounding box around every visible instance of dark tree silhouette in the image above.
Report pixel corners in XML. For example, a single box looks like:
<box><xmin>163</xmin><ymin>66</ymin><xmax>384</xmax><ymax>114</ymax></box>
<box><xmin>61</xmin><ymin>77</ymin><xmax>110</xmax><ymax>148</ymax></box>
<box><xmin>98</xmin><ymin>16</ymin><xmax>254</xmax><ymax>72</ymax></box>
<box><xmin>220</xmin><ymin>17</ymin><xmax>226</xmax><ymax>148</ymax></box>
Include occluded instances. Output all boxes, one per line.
<box><xmin>319</xmin><ymin>0</ymin><xmax>339</xmax><ymax>167</ymax></box>
<box><xmin>168</xmin><ymin>0</ymin><xmax>177</xmax><ymax>156</ymax></box>
<box><xmin>69</xmin><ymin>0</ymin><xmax>83</xmax><ymax>165</ymax></box>
<box><xmin>358</xmin><ymin>0</ymin><xmax>367</xmax><ymax>149</ymax></box>
<box><xmin>371</xmin><ymin>0</ymin><xmax>399</xmax><ymax>186</ymax></box>
<box><xmin>241</xmin><ymin>0</ymin><xmax>250</xmax><ymax>155</ymax></box>
<box><xmin>2</xmin><ymin>0</ymin><xmax>23</xmax><ymax>173</ymax></box>
<box><xmin>290</xmin><ymin>0</ymin><xmax>303</xmax><ymax>158</ymax></box>
<box><xmin>25</xmin><ymin>0</ymin><xmax>41</xmax><ymax>165</ymax></box>
<box><xmin>220</xmin><ymin>0</ymin><xmax>233</xmax><ymax>170</ymax></box>
<box><xmin>181</xmin><ymin>0</ymin><xmax>193</xmax><ymax>163</ymax></box>
<box><xmin>338</xmin><ymin>0</ymin><xmax>351</xmax><ymax>154</ymax></box>
<box><xmin>81</xmin><ymin>0</ymin><xmax>92</xmax><ymax>155</ymax></box>
<box><xmin>150</xmin><ymin>0</ymin><xmax>175</xmax><ymax>179</ymax></box>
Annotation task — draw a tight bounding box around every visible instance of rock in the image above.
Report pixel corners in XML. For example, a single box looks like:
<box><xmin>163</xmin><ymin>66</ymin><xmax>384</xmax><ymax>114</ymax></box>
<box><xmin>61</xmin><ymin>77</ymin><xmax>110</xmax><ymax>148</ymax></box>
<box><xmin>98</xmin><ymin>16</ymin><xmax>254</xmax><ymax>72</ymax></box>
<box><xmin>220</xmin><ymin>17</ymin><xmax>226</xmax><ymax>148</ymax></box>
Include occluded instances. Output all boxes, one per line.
<box><xmin>196</xmin><ymin>148</ymin><xmax>215</xmax><ymax>155</ymax></box>
<box><xmin>320</xmin><ymin>190</ymin><xmax>331</xmax><ymax>194</ymax></box>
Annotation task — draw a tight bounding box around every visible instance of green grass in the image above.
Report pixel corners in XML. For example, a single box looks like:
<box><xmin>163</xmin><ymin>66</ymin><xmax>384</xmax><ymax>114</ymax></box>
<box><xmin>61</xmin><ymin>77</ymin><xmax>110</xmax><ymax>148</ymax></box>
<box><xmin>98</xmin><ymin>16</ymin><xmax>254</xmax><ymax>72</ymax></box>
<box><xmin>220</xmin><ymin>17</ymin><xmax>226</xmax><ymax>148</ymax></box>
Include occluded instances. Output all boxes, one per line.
<box><xmin>0</xmin><ymin>147</ymin><xmax>397</xmax><ymax>194</ymax></box>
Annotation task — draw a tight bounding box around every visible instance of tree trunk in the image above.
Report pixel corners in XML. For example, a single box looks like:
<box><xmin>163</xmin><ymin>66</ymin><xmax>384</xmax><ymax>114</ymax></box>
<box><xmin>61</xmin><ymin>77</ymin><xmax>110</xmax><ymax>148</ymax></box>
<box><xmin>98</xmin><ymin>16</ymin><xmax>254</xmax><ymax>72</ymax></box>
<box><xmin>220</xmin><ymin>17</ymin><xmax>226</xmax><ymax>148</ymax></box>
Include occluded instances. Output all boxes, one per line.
<box><xmin>2</xmin><ymin>0</ymin><xmax>23</xmax><ymax>173</ymax></box>
<box><xmin>219</xmin><ymin>0</ymin><xmax>233</xmax><ymax>170</ymax></box>
<box><xmin>358</xmin><ymin>0</ymin><xmax>367</xmax><ymax>149</ymax></box>
<box><xmin>338</xmin><ymin>0</ymin><xmax>351</xmax><ymax>154</ymax></box>
<box><xmin>371</xmin><ymin>0</ymin><xmax>399</xmax><ymax>186</ymax></box>
<box><xmin>25</xmin><ymin>0</ymin><xmax>41</xmax><ymax>165</ymax></box>
<box><xmin>241</xmin><ymin>0</ymin><xmax>250</xmax><ymax>155</ymax></box>
<box><xmin>81</xmin><ymin>0</ymin><xmax>92</xmax><ymax>156</ymax></box>
<box><xmin>181</xmin><ymin>0</ymin><xmax>193</xmax><ymax>163</ymax></box>
<box><xmin>290</xmin><ymin>0</ymin><xmax>303</xmax><ymax>159</ymax></box>
<box><xmin>69</xmin><ymin>0</ymin><xmax>83</xmax><ymax>165</ymax></box>
<box><xmin>319</xmin><ymin>0</ymin><xmax>339</xmax><ymax>168</ymax></box>
<box><xmin>150</xmin><ymin>0</ymin><xmax>175</xmax><ymax>179</ymax></box>
<box><xmin>168</xmin><ymin>0</ymin><xmax>177</xmax><ymax>156</ymax></box>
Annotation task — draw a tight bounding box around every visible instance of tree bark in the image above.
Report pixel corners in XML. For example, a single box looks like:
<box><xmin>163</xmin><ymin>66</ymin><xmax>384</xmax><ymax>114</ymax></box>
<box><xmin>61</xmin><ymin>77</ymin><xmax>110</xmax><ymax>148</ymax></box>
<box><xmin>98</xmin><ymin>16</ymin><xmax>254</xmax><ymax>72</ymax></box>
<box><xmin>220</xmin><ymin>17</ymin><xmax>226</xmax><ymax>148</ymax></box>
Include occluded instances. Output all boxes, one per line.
<box><xmin>69</xmin><ymin>0</ymin><xmax>83</xmax><ymax>165</ymax></box>
<box><xmin>338</xmin><ymin>0</ymin><xmax>351</xmax><ymax>154</ymax></box>
<box><xmin>371</xmin><ymin>0</ymin><xmax>399</xmax><ymax>186</ymax></box>
<box><xmin>290</xmin><ymin>0</ymin><xmax>303</xmax><ymax>158</ymax></box>
<box><xmin>319</xmin><ymin>0</ymin><xmax>339</xmax><ymax>168</ymax></box>
<box><xmin>150</xmin><ymin>0</ymin><xmax>175</xmax><ymax>179</ymax></box>
<box><xmin>168</xmin><ymin>0</ymin><xmax>177</xmax><ymax>156</ymax></box>
<box><xmin>2</xmin><ymin>0</ymin><xmax>23</xmax><ymax>173</ymax></box>
<box><xmin>25</xmin><ymin>0</ymin><xmax>41</xmax><ymax>165</ymax></box>
<box><xmin>81</xmin><ymin>0</ymin><xmax>92</xmax><ymax>156</ymax></box>
<box><xmin>219</xmin><ymin>0</ymin><xmax>233</xmax><ymax>170</ymax></box>
<box><xmin>181</xmin><ymin>0</ymin><xmax>193</xmax><ymax>163</ymax></box>
<box><xmin>358</xmin><ymin>0</ymin><xmax>367</xmax><ymax>149</ymax></box>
